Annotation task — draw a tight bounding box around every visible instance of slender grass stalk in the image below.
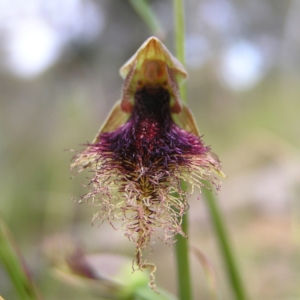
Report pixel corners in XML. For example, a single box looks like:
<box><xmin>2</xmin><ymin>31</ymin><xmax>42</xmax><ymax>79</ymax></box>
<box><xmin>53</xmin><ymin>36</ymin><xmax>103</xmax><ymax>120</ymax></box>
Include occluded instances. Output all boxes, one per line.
<box><xmin>173</xmin><ymin>2</ymin><xmax>247</xmax><ymax>299</ymax></box>
<box><xmin>173</xmin><ymin>0</ymin><xmax>187</xmax><ymax>103</ymax></box>
<box><xmin>174</xmin><ymin>209</ymin><xmax>192</xmax><ymax>300</ymax></box>
<box><xmin>0</xmin><ymin>214</ymin><xmax>43</xmax><ymax>300</ymax></box>
<box><xmin>173</xmin><ymin>1</ymin><xmax>192</xmax><ymax>300</ymax></box>
<box><xmin>129</xmin><ymin>0</ymin><xmax>164</xmax><ymax>38</ymax></box>
<box><xmin>202</xmin><ymin>187</ymin><xmax>248</xmax><ymax>300</ymax></box>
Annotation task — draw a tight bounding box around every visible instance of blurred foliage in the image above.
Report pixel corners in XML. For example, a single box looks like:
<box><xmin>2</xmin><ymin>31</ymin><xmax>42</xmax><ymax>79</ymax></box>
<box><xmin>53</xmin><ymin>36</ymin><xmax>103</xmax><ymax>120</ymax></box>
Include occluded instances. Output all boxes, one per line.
<box><xmin>0</xmin><ymin>215</ymin><xmax>42</xmax><ymax>300</ymax></box>
<box><xmin>0</xmin><ymin>0</ymin><xmax>300</xmax><ymax>299</ymax></box>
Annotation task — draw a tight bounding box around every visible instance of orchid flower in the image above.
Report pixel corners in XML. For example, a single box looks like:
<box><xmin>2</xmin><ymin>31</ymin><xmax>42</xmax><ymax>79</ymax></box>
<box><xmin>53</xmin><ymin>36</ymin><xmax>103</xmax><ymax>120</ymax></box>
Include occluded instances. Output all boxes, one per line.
<box><xmin>71</xmin><ymin>37</ymin><xmax>224</xmax><ymax>288</ymax></box>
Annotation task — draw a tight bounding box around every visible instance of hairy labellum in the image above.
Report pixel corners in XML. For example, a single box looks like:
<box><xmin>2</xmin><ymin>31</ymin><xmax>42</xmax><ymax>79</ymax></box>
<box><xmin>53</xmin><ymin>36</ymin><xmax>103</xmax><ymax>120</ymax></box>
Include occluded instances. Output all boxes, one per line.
<box><xmin>71</xmin><ymin>37</ymin><xmax>223</xmax><ymax>289</ymax></box>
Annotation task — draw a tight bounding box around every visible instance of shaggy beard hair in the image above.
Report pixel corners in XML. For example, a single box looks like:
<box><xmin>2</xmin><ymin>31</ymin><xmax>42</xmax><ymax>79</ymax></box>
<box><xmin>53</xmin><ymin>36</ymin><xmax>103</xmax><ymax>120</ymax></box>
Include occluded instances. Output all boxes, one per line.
<box><xmin>72</xmin><ymin>85</ymin><xmax>221</xmax><ymax>287</ymax></box>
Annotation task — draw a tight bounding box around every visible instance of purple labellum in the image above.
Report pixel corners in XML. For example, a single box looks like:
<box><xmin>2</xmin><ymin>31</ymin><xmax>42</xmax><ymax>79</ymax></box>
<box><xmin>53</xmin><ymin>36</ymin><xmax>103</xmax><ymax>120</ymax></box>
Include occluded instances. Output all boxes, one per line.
<box><xmin>101</xmin><ymin>86</ymin><xmax>209</xmax><ymax>170</ymax></box>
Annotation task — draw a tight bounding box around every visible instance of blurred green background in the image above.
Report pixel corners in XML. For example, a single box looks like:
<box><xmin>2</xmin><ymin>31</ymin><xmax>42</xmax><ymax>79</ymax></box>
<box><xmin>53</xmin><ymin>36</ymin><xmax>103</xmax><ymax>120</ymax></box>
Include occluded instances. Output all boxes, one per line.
<box><xmin>0</xmin><ymin>0</ymin><xmax>300</xmax><ymax>299</ymax></box>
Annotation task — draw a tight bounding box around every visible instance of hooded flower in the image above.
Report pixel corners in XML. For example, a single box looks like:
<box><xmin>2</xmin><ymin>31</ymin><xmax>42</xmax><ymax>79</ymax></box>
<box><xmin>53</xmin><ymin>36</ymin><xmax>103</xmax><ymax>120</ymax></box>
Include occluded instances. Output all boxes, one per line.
<box><xmin>71</xmin><ymin>37</ymin><xmax>224</xmax><ymax>288</ymax></box>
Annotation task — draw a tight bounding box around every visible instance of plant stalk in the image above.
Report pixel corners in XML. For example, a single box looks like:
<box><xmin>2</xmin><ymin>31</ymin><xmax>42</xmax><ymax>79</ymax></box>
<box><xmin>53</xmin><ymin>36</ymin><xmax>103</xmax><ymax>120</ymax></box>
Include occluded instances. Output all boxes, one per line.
<box><xmin>173</xmin><ymin>1</ymin><xmax>192</xmax><ymax>300</ymax></box>
<box><xmin>129</xmin><ymin>0</ymin><xmax>164</xmax><ymax>38</ymax></box>
<box><xmin>202</xmin><ymin>187</ymin><xmax>248</xmax><ymax>300</ymax></box>
<box><xmin>174</xmin><ymin>209</ymin><xmax>192</xmax><ymax>300</ymax></box>
<box><xmin>173</xmin><ymin>0</ymin><xmax>187</xmax><ymax>102</ymax></box>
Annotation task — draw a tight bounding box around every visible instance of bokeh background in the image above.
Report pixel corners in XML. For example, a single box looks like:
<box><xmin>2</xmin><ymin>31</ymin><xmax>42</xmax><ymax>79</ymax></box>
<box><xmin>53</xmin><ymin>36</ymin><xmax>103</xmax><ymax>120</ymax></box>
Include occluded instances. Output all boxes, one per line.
<box><xmin>1</xmin><ymin>0</ymin><xmax>300</xmax><ymax>299</ymax></box>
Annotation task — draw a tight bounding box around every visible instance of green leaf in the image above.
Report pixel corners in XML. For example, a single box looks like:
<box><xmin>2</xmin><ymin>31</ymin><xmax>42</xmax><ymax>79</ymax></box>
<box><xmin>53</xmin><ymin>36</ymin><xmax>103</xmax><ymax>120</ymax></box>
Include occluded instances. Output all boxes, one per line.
<box><xmin>0</xmin><ymin>214</ymin><xmax>42</xmax><ymax>300</ymax></box>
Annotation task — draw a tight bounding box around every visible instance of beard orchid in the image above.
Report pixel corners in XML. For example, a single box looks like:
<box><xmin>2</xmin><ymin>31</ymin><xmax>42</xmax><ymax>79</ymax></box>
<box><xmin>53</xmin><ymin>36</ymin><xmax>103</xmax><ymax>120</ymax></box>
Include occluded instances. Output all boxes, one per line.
<box><xmin>71</xmin><ymin>37</ymin><xmax>224</xmax><ymax>288</ymax></box>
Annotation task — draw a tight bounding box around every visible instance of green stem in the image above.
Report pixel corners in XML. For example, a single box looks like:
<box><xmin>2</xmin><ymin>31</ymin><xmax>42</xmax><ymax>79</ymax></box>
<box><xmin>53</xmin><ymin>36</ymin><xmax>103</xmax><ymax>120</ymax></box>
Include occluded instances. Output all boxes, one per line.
<box><xmin>129</xmin><ymin>0</ymin><xmax>164</xmax><ymax>37</ymax></box>
<box><xmin>173</xmin><ymin>1</ymin><xmax>192</xmax><ymax>299</ymax></box>
<box><xmin>175</xmin><ymin>209</ymin><xmax>192</xmax><ymax>300</ymax></box>
<box><xmin>202</xmin><ymin>188</ymin><xmax>248</xmax><ymax>300</ymax></box>
<box><xmin>173</xmin><ymin>0</ymin><xmax>187</xmax><ymax>102</ymax></box>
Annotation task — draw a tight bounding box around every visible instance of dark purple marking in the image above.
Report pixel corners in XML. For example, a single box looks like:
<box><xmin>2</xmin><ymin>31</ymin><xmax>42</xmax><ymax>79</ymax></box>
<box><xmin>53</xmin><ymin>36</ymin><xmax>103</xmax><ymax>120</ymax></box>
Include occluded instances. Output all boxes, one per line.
<box><xmin>95</xmin><ymin>86</ymin><xmax>210</xmax><ymax>174</ymax></box>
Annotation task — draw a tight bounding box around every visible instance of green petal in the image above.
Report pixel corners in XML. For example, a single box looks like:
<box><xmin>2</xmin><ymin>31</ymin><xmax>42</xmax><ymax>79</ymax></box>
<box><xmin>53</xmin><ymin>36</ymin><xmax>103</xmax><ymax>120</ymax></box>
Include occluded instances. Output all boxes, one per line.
<box><xmin>92</xmin><ymin>100</ymin><xmax>130</xmax><ymax>143</ymax></box>
<box><xmin>172</xmin><ymin>103</ymin><xmax>200</xmax><ymax>136</ymax></box>
<box><xmin>119</xmin><ymin>36</ymin><xmax>188</xmax><ymax>86</ymax></box>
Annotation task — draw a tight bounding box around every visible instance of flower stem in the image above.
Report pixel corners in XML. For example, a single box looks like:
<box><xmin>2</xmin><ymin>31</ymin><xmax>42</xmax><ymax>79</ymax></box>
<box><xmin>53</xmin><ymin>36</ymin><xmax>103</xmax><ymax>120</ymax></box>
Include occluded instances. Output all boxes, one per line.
<box><xmin>175</xmin><ymin>208</ymin><xmax>192</xmax><ymax>300</ymax></box>
<box><xmin>173</xmin><ymin>1</ymin><xmax>192</xmax><ymax>299</ymax></box>
<box><xmin>173</xmin><ymin>0</ymin><xmax>187</xmax><ymax>102</ymax></box>
<box><xmin>129</xmin><ymin>0</ymin><xmax>164</xmax><ymax>38</ymax></box>
<box><xmin>202</xmin><ymin>187</ymin><xmax>248</xmax><ymax>300</ymax></box>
